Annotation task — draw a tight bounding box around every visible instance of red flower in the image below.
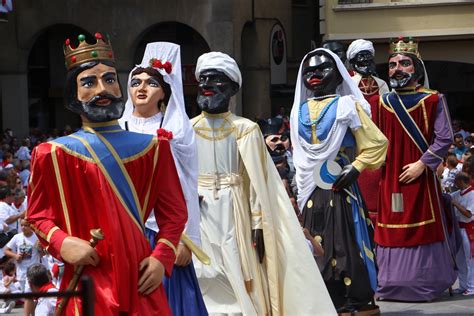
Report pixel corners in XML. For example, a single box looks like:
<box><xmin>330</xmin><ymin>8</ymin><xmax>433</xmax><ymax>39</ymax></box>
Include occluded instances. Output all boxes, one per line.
<box><xmin>152</xmin><ymin>59</ymin><xmax>163</xmax><ymax>68</ymax></box>
<box><xmin>157</xmin><ymin>128</ymin><xmax>173</xmax><ymax>140</ymax></box>
<box><xmin>163</xmin><ymin>61</ymin><xmax>172</xmax><ymax>74</ymax></box>
<box><xmin>149</xmin><ymin>58</ymin><xmax>172</xmax><ymax>74</ymax></box>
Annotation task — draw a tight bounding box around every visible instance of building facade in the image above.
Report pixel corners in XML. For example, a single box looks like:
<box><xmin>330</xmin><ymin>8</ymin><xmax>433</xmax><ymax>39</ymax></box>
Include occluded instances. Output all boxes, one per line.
<box><xmin>1</xmin><ymin>0</ymin><xmax>319</xmax><ymax>137</ymax></box>
<box><xmin>321</xmin><ymin>0</ymin><xmax>474</xmax><ymax>125</ymax></box>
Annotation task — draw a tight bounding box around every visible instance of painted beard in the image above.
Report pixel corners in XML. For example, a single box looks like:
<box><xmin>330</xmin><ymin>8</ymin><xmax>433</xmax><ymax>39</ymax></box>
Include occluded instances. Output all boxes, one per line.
<box><xmin>389</xmin><ymin>70</ymin><xmax>415</xmax><ymax>89</ymax></box>
<box><xmin>67</xmin><ymin>93</ymin><xmax>125</xmax><ymax>122</ymax></box>
<box><xmin>354</xmin><ymin>62</ymin><xmax>376</xmax><ymax>76</ymax></box>
<box><xmin>351</xmin><ymin>51</ymin><xmax>376</xmax><ymax>76</ymax></box>
<box><xmin>197</xmin><ymin>90</ymin><xmax>231</xmax><ymax>114</ymax></box>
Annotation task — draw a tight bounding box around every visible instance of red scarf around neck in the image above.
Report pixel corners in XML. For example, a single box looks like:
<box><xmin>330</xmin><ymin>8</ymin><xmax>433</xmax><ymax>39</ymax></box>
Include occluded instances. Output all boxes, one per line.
<box><xmin>38</xmin><ymin>282</ymin><xmax>56</xmax><ymax>293</ymax></box>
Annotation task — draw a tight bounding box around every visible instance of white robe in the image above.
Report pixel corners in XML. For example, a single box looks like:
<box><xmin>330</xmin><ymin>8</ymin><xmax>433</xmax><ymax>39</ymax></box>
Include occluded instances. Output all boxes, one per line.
<box><xmin>192</xmin><ymin>112</ymin><xmax>336</xmax><ymax>316</ymax></box>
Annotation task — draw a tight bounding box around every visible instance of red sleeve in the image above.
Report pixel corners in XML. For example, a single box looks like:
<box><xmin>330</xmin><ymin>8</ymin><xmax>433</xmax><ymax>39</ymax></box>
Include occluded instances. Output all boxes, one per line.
<box><xmin>27</xmin><ymin>143</ymin><xmax>69</xmax><ymax>260</ymax></box>
<box><xmin>150</xmin><ymin>139</ymin><xmax>187</xmax><ymax>276</ymax></box>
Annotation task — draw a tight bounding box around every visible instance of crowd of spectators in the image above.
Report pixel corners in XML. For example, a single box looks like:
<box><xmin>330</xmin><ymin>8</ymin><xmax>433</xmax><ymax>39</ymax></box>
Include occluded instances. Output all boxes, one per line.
<box><xmin>0</xmin><ymin>113</ymin><xmax>470</xmax><ymax>310</ymax></box>
<box><xmin>0</xmin><ymin>126</ymin><xmax>70</xmax><ymax>314</ymax></box>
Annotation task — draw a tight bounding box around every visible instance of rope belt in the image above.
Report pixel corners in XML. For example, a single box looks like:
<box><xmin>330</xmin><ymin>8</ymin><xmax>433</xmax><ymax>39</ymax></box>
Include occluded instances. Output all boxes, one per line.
<box><xmin>198</xmin><ymin>173</ymin><xmax>242</xmax><ymax>199</ymax></box>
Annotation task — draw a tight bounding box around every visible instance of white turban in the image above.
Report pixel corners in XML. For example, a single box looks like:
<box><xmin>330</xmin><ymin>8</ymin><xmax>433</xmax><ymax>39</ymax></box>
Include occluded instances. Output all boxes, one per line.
<box><xmin>346</xmin><ymin>39</ymin><xmax>375</xmax><ymax>61</ymax></box>
<box><xmin>195</xmin><ymin>52</ymin><xmax>242</xmax><ymax>87</ymax></box>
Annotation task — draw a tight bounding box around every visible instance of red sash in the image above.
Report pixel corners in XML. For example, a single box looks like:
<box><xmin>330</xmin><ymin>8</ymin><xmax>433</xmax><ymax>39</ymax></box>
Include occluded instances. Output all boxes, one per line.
<box><xmin>459</xmin><ymin>221</ymin><xmax>474</xmax><ymax>258</ymax></box>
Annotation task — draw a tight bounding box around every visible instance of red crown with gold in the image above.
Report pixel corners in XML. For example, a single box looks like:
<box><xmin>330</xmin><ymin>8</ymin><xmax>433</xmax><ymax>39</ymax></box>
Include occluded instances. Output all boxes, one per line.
<box><xmin>389</xmin><ymin>36</ymin><xmax>420</xmax><ymax>58</ymax></box>
<box><xmin>63</xmin><ymin>32</ymin><xmax>115</xmax><ymax>70</ymax></box>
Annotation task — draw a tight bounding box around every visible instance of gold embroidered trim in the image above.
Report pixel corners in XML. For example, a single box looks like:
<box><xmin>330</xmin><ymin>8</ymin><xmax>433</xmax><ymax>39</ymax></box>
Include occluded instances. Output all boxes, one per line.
<box><xmin>143</xmin><ymin>139</ymin><xmax>160</xmax><ymax>213</ymax></box>
<box><xmin>421</xmin><ymin>101</ymin><xmax>429</xmax><ymax>135</ymax></box>
<box><xmin>378</xmin><ymin>169</ymin><xmax>436</xmax><ymax>228</ymax></box>
<box><xmin>158</xmin><ymin>238</ymin><xmax>177</xmax><ymax>254</ymax></box>
<box><xmin>82</xmin><ymin>120</ymin><xmax>120</xmax><ymax>128</ymax></box>
<box><xmin>31</xmin><ymin>225</ymin><xmax>48</xmax><ymax>241</ymax></box>
<box><xmin>85</xmin><ymin>128</ymin><xmax>144</xmax><ymax>220</ymax></box>
<box><xmin>427</xmin><ymin>149</ymin><xmax>443</xmax><ymax>161</ymax></box>
<box><xmin>121</xmin><ymin>139</ymin><xmax>156</xmax><ymax>163</ymax></box>
<box><xmin>50</xmin><ymin>141</ymin><xmax>95</xmax><ymax>163</ymax></box>
<box><xmin>51</xmin><ymin>145</ymin><xmax>72</xmax><ymax>235</ymax></box>
<box><xmin>69</xmin><ymin>134</ymin><xmax>144</xmax><ymax>232</ymax></box>
<box><xmin>46</xmin><ymin>226</ymin><xmax>60</xmax><ymax>242</ymax></box>
<box><xmin>237</xmin><ymin>124</ymin><xmax>259</xmax><ymax>140</ymax></box>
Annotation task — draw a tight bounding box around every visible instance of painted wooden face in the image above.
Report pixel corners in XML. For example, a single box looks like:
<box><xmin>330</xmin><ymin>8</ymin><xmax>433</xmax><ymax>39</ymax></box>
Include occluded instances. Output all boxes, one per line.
<box><xmin>350</xmin><ymin>50</ymin><xmax>376</xmax><ymax>76</ymax></box>
<box><xmin>388</xmin><ymin>54</ymin><xmax>417</xmax><ymax>89</ymax></box>
<box><xmin>76</xmin><ymin>63</ymin><xmax>122</xmax><ymax>103</ymax></box>
<box><xmin>67</xmin><ymin>62</ymin><xmax>125</xmax><ymax>122</ymax></box>
<box><xmin>302</xmin><ymin>52</ymin><xmax>342</xmax><ymax>96</ymax></box>
<box><xmin>197</xmin><ymin>69</ymin><xmax>238</xmax><ymax>114</ymax></box>
<box><xmin>129</xmin><ymin>72</ymin><xmax>165</xmax><ymax>114</ymax></box>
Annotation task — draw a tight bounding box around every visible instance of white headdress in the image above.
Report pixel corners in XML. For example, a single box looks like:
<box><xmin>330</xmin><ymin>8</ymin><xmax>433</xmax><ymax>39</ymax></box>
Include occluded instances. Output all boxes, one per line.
<box><xmin>119</xmin><ymin>42</ymin><xmax>200</xmax><ymax>244</ymax></box>
<box><xmin>195</xmin><ymin>52</ymin><xmax>242</xmax><ymax>87</ymax></box>
<box><xmin>347</xmin><ymin>39</ymin><xmax>375</xmax><ymax>61</ymax></box>
<box><xmin>290</xmin><ymin>48</ymin><xmax>371</xmax><ymax>210</ymax></box>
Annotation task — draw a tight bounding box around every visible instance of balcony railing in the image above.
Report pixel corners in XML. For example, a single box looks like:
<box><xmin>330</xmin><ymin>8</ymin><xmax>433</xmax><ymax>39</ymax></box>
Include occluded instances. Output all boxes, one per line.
<box><xmin>338</xmin><ymin>0</ymin><xmax>372</xmax><ymax>4</ymax></box>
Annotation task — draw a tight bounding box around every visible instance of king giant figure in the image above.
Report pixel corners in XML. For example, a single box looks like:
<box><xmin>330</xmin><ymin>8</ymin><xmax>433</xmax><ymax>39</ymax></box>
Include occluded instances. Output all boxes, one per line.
<box><xmin>374</xmin><ymin>38</ymin><xmax>456</xmax><ymax>301</ymax></box>
<box><xmin>27</xmin><ymin>33</ymin><xmax>187</xmax><ymax>315</ymax></box>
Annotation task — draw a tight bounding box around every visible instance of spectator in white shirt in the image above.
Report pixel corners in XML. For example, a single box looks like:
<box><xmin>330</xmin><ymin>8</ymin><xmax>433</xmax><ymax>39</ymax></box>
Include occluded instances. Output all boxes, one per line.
<box><xmin>0</xmin><ymin>186</ymin><xmax>16</xmax><ymax>257</ymax></box>
<box><xmin>27</xmin><ymin>263</ymin><xmax>57</xmax><ymax>316</ymax></box>
<box><xmin>4</xmin><ymin>219</ymin><xmax>42</xmax><ymax>291</ymax></box>
<box><xmin>8</xmin><ymin>189</ymin><xmax>26</xmax><ymax>233</ymax></box>
<box><xmin>18</xmin><ymin>161</ymin><xmax>30</xmax><ymax>189</ymax></box>
<box><xmin>14</xmin><ymin>138</ymin><xmax>31</xmax><ymax>162</ymax></box>
<box><xmin>451</xmin><ymin>172</ymin><xmax>474</xmax><ymax>296</ymax></box>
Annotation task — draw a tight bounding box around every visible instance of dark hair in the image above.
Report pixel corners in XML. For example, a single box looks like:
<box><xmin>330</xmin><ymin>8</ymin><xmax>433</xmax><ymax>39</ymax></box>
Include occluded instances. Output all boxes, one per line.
<box><xmin>454</xmin><ymin>133</ymin><xmax>463</xmax><ymax>140</ymax></box>
<box><xmin>389</xmin><ymin>52</ymin><xmax>425</xmax><ymax>85</ymax></box>
<box><xmin>462</xmin><ymin>156</ymin><xmax>474</xmax><ymax>176</ymax></box>
<box><xmin>27</xmin><ymin>263</ymin><xmax>50</xmax><ymax>288</ymax></box>
<box><xmin>2</xmin><ymin>261</ymin><xmax>16</xmax><ymax>275</ymax></box>
<box><xmin>64</xmin><ymin>60</ymin><xmax>120</xmax><ymax>114</ymax></box>
<box><xmin>130</xmin><ymin>67</ymin><xmax>172</xmax><ymax>108</ymax></box>
<box><xmin>465</xmin><ymin>136</ymin><xmax>474</xmax><ymax>143</ymax></box>
<box><xmin>454</xmin><ymin>172</ymin><xmax>470</xmax><ymax>185</ymax></box>
<box><xmin>446</xmin><ymin>155</ymin><xmax>458</xmax><ymax>168</ymax></box>
<box><xmin>0</xmin><ymin>186</ymin><xmax>12</xmax><ymax>199</ymax></box>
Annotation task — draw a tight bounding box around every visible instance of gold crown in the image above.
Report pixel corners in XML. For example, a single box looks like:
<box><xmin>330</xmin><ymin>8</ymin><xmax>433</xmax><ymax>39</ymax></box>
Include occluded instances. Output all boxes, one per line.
<box><xmin>63</xmin><ymin>32</ymin><xmax>115</xmax><ymax>70</ymax></box>
<box><xmin>389</xmin><ymin>36</ymin><xmax>420</xmax><ymax>58</ymax></box>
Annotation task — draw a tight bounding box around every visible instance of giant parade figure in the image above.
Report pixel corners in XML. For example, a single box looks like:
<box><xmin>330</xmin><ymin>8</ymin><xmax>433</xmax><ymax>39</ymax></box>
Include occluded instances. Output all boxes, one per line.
<box><xmin>26</xmin><ymin>33</ymin><xmax>187</xmax><ymax>315</ymax></box>
<box><xmin>290</xmin><ymin>48</ymin><xmax>387</xmax><ymax>314</ymax></box>
<box><xmin>373</xmin><ymin>38</ymin><xmax>456</xmax><ymax>301</ymax></box>
<box><xmin>347</xmin><ymin>39</ymin><xmax>389</xmax><ymax>104</ymax></box>
<box><xmin>347</xmin><ymin>39</ymin><xmax>390</xmax><ymax>225</ymax></box>
<box><xmin>192</xmin><ymin>52</ymin><xmax>336</xmax><ymax>315</ymax></box>
<box><xmin>119</xmin><ymin>42</ymin><xmax>207</xmax><ymax>316</ymax></box>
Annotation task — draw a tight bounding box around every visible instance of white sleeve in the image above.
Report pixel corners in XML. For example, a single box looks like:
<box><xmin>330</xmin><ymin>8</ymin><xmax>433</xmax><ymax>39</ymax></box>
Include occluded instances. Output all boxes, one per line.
<box><xmin>0</xmin><ymin>205</ymin><xmax>8</xmax><ymax>232</ymax></box>
<box><xmin>5</xmin><ymin>235</ymin><xmax>17</xmax><ymax>251</ymax></box>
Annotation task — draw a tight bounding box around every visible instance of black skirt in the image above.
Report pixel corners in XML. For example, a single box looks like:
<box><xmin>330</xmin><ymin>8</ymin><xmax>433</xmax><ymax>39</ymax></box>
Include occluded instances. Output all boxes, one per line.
<box><xmin>302</xmin><ymin>186</ymin><xmax>375</xmax><ymax>309</ymax></box>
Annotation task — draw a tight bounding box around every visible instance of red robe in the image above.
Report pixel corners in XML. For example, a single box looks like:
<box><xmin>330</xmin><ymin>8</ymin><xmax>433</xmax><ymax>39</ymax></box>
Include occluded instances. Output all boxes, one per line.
<box><xmin>354</xmin><ymin>75</ymin><xmax>388</xmax><ymax>223</ymax></box>
<box><xmin>27</xmin><ymin>123</ymin><xmax>187</xmax><ymax>315</ymax></box>
<box><xmin>374</xmin><ymin>91</ymin><xmax>449</xmax><ymax>247</ymax></box>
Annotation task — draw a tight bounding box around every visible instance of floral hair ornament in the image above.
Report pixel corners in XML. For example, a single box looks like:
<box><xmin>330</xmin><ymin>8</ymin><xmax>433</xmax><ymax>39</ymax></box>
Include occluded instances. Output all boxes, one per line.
<box><xmin>157</xmin><ymin>128</ymin><xmax>173</xmax><ymax>140</ymax></box>
<box><xmin>149</xmin><ymin>58</ymin><xmax>173</xmax><ymax>74</ymax></box>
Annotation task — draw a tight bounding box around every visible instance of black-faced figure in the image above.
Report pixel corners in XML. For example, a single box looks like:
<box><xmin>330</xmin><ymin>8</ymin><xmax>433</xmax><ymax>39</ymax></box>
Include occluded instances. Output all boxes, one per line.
<box><xmin>192</xmin><ymin>51</ymin><xmax>336</xmax><ymax>314</ymax></box>
<box><xmin>290</xmin><ymin>48</ymin><xmax>388</xmax><ymax>314</ymax></box>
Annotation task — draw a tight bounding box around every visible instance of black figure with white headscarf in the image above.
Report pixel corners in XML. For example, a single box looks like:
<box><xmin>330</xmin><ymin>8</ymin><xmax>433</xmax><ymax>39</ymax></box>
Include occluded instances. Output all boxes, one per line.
<box><xmin>290</xmin><ymin>48</ymin><xmax>388</xmax><ymax>314</ymax></box>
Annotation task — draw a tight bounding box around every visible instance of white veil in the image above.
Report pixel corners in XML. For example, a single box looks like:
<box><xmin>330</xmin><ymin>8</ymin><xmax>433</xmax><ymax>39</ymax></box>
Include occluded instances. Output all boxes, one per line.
<box><xmin>119</xmin><ymin>42</ymin><xmax>200</xmax><ymax>244</ymax></box>
<box><xmin>290</xmin><ymin>48</ymin><xmax>371</xmax><ymax>210</ymax></box>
